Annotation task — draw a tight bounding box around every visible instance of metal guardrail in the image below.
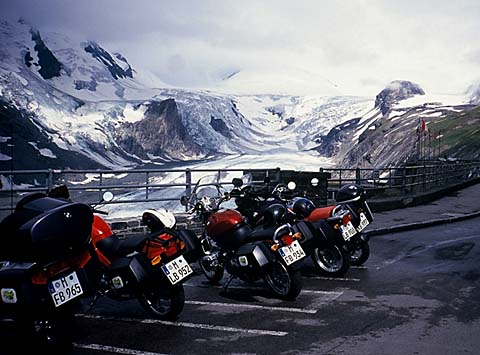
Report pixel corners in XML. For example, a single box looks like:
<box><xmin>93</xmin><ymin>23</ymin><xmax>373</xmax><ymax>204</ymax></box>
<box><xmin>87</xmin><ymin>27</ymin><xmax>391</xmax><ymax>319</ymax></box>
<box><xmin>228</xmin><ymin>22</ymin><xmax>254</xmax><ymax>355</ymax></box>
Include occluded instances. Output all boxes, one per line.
<box><xmin>1</xmin><ymin>161</ymin><xmax>480</xmax><ymax>218</ymax></box>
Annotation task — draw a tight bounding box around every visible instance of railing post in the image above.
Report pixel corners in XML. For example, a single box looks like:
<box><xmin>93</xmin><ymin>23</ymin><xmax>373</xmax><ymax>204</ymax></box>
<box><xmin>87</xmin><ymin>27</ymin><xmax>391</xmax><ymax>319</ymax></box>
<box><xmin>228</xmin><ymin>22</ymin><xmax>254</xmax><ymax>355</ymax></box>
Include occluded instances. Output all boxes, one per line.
<box><xmin>185</xmin><ymin>169</ymin><xmax>192</xmax><ymax>209</ymax></box>
<box><xmin>145</xmin><ymin>171</ymin><xmax>150</xmax><ymax>200</ymax></box>
<box><xmin>402</xmin><ymin>167</ymin><xmax>407</xmax><ymax>196</ymax></box>
<box><xmin>355</xmin><ymin>167</ymin><xmax>361</xmax><ymax>185</ymax></box>
<box><xmin>339</xmin><ymin>169</ymin><xmax>342</xmax><ymax>188</ymax></box>
<box><xmin>99</xmin><ymin>172</ymin><xmax>103</xmax><ymax>202</ymax></box>
<box><xmin>275</xmin><ymin>167</ymin><xmax>281</xmax><ymax>182</ymax></box>
<box><xmin>46</xmin><ymin>169</ymin><xmax>53</xmax><ymax>192</ymax></box>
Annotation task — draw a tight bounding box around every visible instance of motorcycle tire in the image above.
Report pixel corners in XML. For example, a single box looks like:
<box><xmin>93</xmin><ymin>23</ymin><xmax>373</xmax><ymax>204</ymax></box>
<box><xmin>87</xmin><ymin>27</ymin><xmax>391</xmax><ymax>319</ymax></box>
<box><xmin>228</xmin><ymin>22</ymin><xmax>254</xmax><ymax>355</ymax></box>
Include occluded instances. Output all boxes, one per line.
<box><xmin>264</xmin><ymin>260</ymin><xmax>302</xmax><ymax>301</ymax></box>
<box><xmin>138</xmin><ymin>284</ymin><xmax>185</xmax><ymax>321</ymax></box>
<box><xmin>312</xmin><ymin>244</ymin><xmax>351</xmax><ymax>277</ymax></box>
<box><xmin>198</xmin><ymin>253</ymin><xmax>225</xmax><ymax>284</ymax></box>
<box><xmin>350</xmin><ymin>240</ymin><xmax>370</xmax><ymax>266</ymax></box>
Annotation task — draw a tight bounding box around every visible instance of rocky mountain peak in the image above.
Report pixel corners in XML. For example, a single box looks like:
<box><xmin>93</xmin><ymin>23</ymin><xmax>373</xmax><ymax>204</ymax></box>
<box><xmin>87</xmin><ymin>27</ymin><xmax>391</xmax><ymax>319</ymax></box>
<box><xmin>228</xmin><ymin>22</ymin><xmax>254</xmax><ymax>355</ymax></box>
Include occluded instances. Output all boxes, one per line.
<box><xmin>375</xmin><ymin>80</ymin><xmax>425</xmax><ymax>115</ymax></box>
<box><xmin>83</xmin><ymin>41</ymin><xmax>133</xmax><ymax>80</ymax></box>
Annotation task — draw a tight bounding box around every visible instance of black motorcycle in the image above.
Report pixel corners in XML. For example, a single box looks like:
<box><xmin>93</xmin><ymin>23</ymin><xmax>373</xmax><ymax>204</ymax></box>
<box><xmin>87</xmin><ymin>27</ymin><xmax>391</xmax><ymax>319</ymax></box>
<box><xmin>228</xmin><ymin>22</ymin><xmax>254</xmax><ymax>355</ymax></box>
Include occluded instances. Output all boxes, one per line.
<box><xmin>231</xmin><ymin>177</ymin><xmax>354</xmax><ymax>277</ymax></box>
<box><xmin>0</xmin><ymin>191</ymin><xmax>97</xmax><ymax>351</ymax></box>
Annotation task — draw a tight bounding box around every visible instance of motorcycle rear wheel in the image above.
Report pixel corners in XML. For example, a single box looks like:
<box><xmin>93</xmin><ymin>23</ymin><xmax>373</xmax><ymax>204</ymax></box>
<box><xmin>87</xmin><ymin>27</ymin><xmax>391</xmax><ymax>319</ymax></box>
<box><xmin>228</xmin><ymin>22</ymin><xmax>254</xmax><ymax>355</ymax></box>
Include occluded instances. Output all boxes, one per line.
<box><xmin>312</xmin><ymin>244</ymin><xmax>351</xmax><ymax>277</ymax></box>
<box><xmin>350</xmin><ymin>241</ymin><xmax>370</xmax><ymax>266</ymax></box>
<box><xmin>138</xmin><ymin>285</ymin><xmax>185</xmax><ymax>321</ymax></box>
<box><xmin>264</xmin><ymin>260</ymin><xmax>302</xmax><ymax>301</ymax></box>
<box><xmin>198</xmin><ymin>252</ymin><xmax>225</xmax><ymax>284</ymax></box>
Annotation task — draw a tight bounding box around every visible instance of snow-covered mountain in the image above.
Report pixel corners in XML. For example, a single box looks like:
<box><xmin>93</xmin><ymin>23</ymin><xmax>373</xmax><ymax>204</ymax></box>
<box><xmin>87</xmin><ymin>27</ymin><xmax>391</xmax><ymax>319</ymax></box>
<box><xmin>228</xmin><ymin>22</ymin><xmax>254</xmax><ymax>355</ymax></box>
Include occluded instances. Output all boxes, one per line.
<box><xmin>0</xmin><ymin>19</ymin><xmax>478</xmax><ymax>177</ymax></box>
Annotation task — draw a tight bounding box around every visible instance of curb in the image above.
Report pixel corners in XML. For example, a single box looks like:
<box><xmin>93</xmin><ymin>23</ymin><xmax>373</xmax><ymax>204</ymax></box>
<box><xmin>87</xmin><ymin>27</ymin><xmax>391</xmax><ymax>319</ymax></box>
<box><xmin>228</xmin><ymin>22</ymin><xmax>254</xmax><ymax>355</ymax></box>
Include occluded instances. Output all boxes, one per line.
<box><xmin>364</xmin><ymin>210</ymin><xmax>480</xmax><ymax>237</ymax></box>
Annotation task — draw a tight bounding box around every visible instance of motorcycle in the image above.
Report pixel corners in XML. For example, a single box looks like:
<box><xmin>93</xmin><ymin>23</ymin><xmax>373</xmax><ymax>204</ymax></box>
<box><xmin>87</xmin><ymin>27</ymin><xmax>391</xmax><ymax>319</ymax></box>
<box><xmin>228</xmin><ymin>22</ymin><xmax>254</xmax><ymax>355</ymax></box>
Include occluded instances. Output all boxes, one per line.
<box><xmin>181</xmin><ymin>176</ymin><xmax>304</xmax><ymax>301</ymax></box>
<box><xmin>291</xmin><ymin>183</ymin><xmax>374</xmax><ymax>266</ymax></box>
<box><xmin>87</xmin><ymin>190</ymin><xmax>199</xmax><ymax>321</ymax></box>
<box><xmin>0</xmin><ymin>189</ymin><xmax>96</xmax><ymax>351</ymax></box>
<box><xmin>230</xmin><ymin>177</ymin><xmax>354</xmax><ymax>277</ymax></box>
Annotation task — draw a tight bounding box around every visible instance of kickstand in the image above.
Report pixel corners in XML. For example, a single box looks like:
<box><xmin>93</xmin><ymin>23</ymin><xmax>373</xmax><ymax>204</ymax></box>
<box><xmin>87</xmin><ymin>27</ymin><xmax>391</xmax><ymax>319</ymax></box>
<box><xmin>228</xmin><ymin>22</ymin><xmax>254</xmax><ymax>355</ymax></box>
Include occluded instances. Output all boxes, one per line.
<box><xmin>84</xmin><ymin>291</ymin><xmax>102</xmax><ymax>314</ymax></box>
<box><xmin>223</xmin><ymin>274</ymin><xmax>236</xmax><ymax>292</ymax></box>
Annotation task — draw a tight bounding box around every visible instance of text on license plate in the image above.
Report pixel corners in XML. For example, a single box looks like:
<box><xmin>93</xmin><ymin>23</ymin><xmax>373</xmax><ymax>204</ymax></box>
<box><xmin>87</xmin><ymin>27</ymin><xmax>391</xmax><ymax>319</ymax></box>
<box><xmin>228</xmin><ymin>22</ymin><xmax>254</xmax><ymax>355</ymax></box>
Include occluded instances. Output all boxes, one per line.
<box><xmin>279</xmin><ymin>240</ymin><xmax>306</xmax><ymax>265</ymax></box>
<box><xmin>357</xmin><ymin>212</ymin><xmax>370</xmax><ymax>232</ymax></box>
<box><xmin>161</xmin><ymin>255</ymin><xmax>193</xmax><ymax>285</ymax></box>
<box><xmin>340</xmin><ymin>221</ymin><xmax>357</xmax><ymax>241</ymax></box>
<box><xmin>48</xmin><ymin>271</ymin><xmax>83</xmax><ymax>307</ymax></box>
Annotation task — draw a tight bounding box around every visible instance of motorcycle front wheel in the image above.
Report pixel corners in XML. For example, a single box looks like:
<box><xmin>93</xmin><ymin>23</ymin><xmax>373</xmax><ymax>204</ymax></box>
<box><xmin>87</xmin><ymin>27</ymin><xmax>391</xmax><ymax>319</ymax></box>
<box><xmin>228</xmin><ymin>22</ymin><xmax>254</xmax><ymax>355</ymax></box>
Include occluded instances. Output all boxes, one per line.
<box><xmin>264</xmin><ymin>260</ymin><xmax>302</xmax><ymax>301</ymax></box>
<box><xmin>350</xmin><ymin>240</ymin><xmax>370</xmax><ymax>266</ymax></box>
<box><xmin>198</xmin><ymin>252</ymin><xmax>225</xmax><ymax>284</ymax></box>
<box><xmin>138</xmin><ymin>284</ymin><xmax>185</xmax><ymax>321</ymax></box>
<box><xmin>312</xmin><ymin>244</ymin><xmax>351</xmax><ymax>277</ymax></box>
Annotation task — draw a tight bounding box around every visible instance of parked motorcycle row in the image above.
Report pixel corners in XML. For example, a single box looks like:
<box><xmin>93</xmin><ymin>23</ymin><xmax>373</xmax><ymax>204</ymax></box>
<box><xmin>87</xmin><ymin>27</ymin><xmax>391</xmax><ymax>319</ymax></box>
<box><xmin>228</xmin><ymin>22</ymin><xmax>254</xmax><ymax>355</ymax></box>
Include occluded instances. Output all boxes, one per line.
<box><xmin>0</xmin><ymin>176</ymin><xmax>374</xmax><ymax>351</ymax></box>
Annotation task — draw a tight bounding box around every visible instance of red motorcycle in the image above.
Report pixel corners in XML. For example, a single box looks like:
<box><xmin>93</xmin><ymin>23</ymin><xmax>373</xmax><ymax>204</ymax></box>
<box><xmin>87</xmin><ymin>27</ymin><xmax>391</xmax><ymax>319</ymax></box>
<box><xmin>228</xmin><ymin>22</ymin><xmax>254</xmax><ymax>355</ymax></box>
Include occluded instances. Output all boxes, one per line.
<box><xmin>181</xmin><ymin>177</ymin><xmax>305</xmax><ymax>301</ymax></box>
<box><xmin>291</xmin><ymin>183</ymin><xmax>374</xmax><ymax>266</ymax></box>
<box><xmin>87</xmin><ymin>191</ymin><xmax>198</xmax><ymax>320</ymax></box>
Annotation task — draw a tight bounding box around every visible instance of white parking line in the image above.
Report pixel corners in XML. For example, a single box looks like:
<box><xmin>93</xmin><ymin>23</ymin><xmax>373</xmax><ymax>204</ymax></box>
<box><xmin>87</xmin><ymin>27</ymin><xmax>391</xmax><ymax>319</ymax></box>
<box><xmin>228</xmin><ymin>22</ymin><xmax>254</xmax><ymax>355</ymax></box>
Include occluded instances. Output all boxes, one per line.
<box><xmin>185</xmin><ymin>300</ymin><xmax>317</xmax><ymax>314</ymax></box>
<box><xmin>350</xmin><ymin>265</ymin><xmax>368</xmax><ymax>269</ymax></box>
<box><xmin>185</xmin><ymin>282</ymin><xmax>343</xmax><ymax>299</ymax></box>
<box><xmin>306</xmin><ymin>276</ymin><xmax>361</xmax><ymax>282</ymax></box>
<box><xmin>73</xmin><ymin>343</ymin><xmax>170</xmax><ymax>355</ymax></box>
<box><xmin>76</xmin><ymin>314</ymin><xmax>288</xmax><ymax>337</ymax></box>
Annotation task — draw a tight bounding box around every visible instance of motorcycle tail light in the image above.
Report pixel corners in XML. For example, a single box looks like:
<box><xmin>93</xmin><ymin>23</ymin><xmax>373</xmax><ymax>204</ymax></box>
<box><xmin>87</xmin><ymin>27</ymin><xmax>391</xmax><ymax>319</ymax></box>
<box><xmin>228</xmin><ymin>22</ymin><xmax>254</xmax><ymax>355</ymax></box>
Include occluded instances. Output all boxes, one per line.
<box><xmin>164</xmin><ymin>240</ymin><xmax>182</xmax><ymax>257</ymax></box>
<box><xmin>31</xmin><ymin>250</ymin><xmax>91</xmax><ymax>285</ymax></box>
<box><xmin>342</xmin><ymin>213</ymin><xmax>353</xmax><ymax>225</ymax></box>
<box><xmin>280</xmin><ymin>234</ymin><xmax>294</xmax><ymax>246</ymax></box>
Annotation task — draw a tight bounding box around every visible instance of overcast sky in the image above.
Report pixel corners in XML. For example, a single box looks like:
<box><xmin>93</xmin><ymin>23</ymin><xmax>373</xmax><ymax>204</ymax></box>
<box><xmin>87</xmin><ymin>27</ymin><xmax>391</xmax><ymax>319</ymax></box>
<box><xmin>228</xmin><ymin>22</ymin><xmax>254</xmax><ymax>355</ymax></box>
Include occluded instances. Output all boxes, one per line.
<box><xmin>2</xmin><ymin>0</ymin><xmax>479</xmax><ymax>95</ymax></box>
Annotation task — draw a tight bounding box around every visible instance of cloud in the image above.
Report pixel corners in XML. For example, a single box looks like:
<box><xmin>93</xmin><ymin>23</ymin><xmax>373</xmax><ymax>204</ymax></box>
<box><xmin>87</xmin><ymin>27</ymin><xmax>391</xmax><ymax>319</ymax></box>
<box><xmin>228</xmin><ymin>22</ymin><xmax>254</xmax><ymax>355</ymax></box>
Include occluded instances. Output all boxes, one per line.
<box><xmin>2</xmin><ymin>0</ymin><xmax>479</xmax><ymax>95</ymax></box>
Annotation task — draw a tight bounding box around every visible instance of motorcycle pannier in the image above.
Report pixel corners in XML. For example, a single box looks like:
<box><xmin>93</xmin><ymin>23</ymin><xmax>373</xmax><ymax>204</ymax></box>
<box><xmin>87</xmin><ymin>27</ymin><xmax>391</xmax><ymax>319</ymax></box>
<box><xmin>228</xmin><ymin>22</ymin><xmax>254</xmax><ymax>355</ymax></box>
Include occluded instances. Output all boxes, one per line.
<box><xmin>235</xmin><ymin>241</ymin><xmax>274</xmax><ymax>269</ymax></box>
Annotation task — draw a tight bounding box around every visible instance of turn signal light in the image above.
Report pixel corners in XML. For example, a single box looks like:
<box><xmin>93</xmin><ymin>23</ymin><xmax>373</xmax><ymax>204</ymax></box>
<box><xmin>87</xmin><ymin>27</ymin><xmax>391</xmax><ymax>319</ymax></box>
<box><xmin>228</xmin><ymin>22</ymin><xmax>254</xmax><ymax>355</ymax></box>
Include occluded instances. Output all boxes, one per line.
<box><xmin>151</xmin><ymin>255</ymin><xmax>162</xmax><ymax>265</ymax></box>
<box><xmin>271</xmin><ymin>244</ymin><xmax>280</xmax><ymax>252</ymax></box>
<box><xmin>293</xmin><ymin>232</ymin><xmax>302</xmax><ymax>240</ymax></box>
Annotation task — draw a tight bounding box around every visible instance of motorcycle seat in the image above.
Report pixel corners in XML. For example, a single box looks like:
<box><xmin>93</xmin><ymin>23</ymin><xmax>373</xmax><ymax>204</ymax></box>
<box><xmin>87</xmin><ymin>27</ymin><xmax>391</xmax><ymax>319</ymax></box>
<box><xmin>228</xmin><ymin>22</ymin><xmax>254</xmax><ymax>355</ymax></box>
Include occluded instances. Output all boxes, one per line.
<box><xmin>304</xmin><ymin>206</ymin><xmax>336</xmax><ymax>222</ymax></box>
<box><xmin>248</xmin><ymin>225</ymin><xmax>275</xmax><ymax>242</ymax></box>
<box><xmin>96</xmin><ymin>233</ymin><xmax>151</xmax><ymax>259</ymax></box>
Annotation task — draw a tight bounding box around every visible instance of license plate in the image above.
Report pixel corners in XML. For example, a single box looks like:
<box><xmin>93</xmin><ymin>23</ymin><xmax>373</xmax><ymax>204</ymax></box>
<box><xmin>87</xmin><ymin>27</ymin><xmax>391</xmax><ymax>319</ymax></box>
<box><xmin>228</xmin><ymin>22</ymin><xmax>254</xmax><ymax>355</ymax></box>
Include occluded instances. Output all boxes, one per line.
<box><xmin>278</xmin><ymin>240</ymin><xmax>306</xmax><ymax>265</ymax></box>
<box><xmin>48</xmin><ymin>271</ymin><xmax>84</xmax><ymax>307</ymax></box>
<box><xmin>161</xmin><ymin>255</ymin><xmax>193</xmax><ymax>285</ymax></box>
<box><xmin>340</xmin><ymin>221</ymin><xmax>357</xmax><ymax>241</ymax></box>
<box><xmin>357</xmin><ymin>212</ymin><xmax>370</xmax><ymax>232</ymax></box>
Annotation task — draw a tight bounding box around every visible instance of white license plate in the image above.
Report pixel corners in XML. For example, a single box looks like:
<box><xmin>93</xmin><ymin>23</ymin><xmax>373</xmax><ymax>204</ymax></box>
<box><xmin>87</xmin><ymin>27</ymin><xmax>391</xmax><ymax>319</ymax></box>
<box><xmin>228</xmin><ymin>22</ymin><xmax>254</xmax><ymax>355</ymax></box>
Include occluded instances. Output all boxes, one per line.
<box><xmin>48</xmin><ymin>271</ymin><xmax>84</xmax><ymax>307</ymax></box>
<box><xmin>279</xmin><ymin>240</ymin><xmax>306</xmax><ymax>265</ymax></box>
<box><xmin>161</xmin><ymin>255</ymin><xmax>193</xmax><ymax>285</ymax></box>
<box><xmin>357</xmin><ymin>212</ymin><xmax>370</xmax><ymax>232</ymax></box>
<box><xmin>340</xmin><ymin>221</ymin><xmax>357</xmax><ymax>241</ymax></box>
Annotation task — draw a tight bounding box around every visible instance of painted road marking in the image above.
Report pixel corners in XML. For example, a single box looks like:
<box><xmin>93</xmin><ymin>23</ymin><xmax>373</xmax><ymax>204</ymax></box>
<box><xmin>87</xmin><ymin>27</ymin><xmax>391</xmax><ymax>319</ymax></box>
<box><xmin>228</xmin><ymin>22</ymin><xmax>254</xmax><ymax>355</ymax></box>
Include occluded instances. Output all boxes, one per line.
<box><xmin>306</xmin><ymin>276</ymin><xmax>361</xmax><ymax>282</ymax></box>
<box><xmin>76</xmin><ymin>314</ymin><xmax>288</xmax><ymax>337</ymax></box>
<box><xmin>73</xmin><ymin>343</ymin><xmax>170</xmax><ymax>355</ymax></box>
<box><xmin>185</xmin><ymin>300</ymin><xmax>317</xmax><ymax>314</ymax></box>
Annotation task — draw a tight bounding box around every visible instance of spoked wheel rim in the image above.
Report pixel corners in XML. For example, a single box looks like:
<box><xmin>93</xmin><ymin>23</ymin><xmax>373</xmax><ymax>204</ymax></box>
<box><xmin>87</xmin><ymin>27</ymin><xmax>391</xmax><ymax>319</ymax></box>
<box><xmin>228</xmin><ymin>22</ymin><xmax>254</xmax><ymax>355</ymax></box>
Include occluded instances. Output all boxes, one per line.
<box><xmin>313</xmin><ymin>245</ymin><xmax>344</xmax><ymax>273</ymax></box>
<box><xmin>264</xmin><ymin>261</ymin><xmax>291</xmax><ymax>296</ymax></box>
<box><xmin>198</xmin><ymin>252</ymin><xmax>224</xmax><ymax>283</ymax></box>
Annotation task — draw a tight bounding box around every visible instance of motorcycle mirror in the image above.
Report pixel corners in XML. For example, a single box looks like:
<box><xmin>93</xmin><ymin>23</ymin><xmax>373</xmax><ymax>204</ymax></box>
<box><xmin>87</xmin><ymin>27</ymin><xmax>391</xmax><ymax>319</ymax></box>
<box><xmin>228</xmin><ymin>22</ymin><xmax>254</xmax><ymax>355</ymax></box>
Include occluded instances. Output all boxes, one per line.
<box><xmin>287</xmin><ymin>181</ymin><xmax>296</xmax><ymax>190</ymax></box>
<box><xmin>102</xmin><ymin>191</ymin><xmax>114</xmax><ymax>202</ymax></box>
<box><xmin>232</xmin><ymin>178</ymin><xmax>243</xmax><ymax>188</ymax></box>
<box><xmin>311</xmin><ymin>177</ymin><xmax>319</xmax><ymax>187</ymax></box>
<box><xmin>180</xmin><ymin>195</ymin><xmax>189</xmax><ymax>206</ymax></box>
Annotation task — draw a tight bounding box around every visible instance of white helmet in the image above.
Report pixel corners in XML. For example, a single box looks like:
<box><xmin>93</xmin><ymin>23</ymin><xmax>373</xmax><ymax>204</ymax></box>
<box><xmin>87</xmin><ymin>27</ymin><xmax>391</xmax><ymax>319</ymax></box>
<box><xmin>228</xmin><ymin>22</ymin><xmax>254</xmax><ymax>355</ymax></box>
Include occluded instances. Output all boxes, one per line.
<box><xmin>142</xmin><ymin>208</ymin><xmax>176</xmax><ymax>231</ymax></box>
